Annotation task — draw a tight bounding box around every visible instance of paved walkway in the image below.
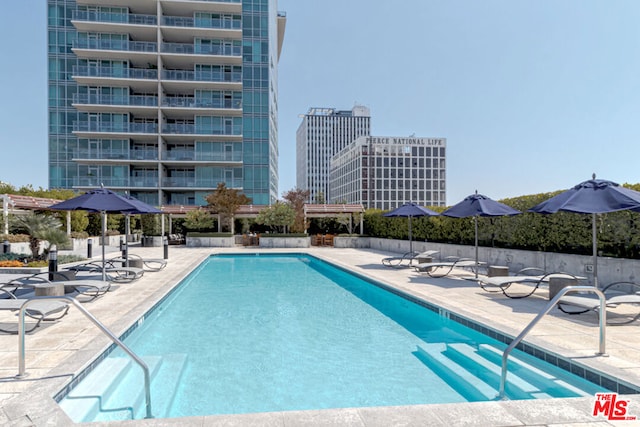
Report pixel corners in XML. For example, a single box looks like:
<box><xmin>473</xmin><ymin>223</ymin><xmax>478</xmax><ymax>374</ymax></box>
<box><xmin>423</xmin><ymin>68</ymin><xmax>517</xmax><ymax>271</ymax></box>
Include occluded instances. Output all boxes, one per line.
<box><xmin>1</xmin><ymin>245</ymin><xmax>639</xmax><ymax>426</ymax></box>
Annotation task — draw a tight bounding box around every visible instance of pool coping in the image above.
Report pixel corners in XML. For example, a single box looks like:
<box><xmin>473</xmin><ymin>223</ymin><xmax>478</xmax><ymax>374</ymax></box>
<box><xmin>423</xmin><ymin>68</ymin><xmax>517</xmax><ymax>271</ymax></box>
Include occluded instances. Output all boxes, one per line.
<box><xmin>2</xmin><ymin>247</ymin><xmax>640</xmax><ymax>426</ymax></box>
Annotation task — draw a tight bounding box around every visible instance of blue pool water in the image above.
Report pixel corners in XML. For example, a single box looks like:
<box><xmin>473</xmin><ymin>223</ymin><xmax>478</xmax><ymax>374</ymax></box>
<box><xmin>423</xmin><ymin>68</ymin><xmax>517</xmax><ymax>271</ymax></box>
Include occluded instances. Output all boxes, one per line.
<box><xmin>59</xmin><ymin>253</ymin><xmax>607</xmax><ymax>421</ymax></box>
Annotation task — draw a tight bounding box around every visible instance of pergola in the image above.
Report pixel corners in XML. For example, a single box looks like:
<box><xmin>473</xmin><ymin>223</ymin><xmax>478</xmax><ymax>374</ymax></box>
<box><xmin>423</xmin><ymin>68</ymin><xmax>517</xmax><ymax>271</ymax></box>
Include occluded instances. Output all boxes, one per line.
<box><xmin>303</xmin><ymin>204</ymin><xmax>365</xmax><ymax>234</ymax></box>
<box><xmin>2</xmin><ymin>194</ymin><xmax>62</xmax><ymax>234</ymax></box>
<box><xmin>2</xmin><ymin>194</ymin><xmax>365</xmax><ymax>235</ymax></box>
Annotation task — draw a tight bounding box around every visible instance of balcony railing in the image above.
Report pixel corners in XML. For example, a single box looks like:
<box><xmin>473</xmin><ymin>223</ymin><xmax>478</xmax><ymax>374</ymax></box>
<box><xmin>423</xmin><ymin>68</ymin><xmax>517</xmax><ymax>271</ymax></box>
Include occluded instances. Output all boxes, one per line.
<box><xmin>161</xmin><ymin>97</ymin><xmax>241</xmax><ymax>109</ymax></box>
<box><xmin>72</xmin><ymin>10</ymin><xmax>157</xmax><ymax>25</ymax></box>
<box><xmin>197</xmin><ymin>152</ymin><xmax>243</xmax><ymax>162</ymax></box>
<box><xmin>163</xmin><ymin>149</ymin><xmax>194</xmax><ymax>161</ymax></box>
<box><xmin>162</xmin><ymin>69</ymin><xmax>241</xmax><ymax>83</ymax></box>
<box><xmin>73</xmin><ymin>149</ymin><xmax>160</xmax><ymax>160</ymax></box>
<box><xmin>131</xmin><ymin>149</ymin><xmax>159</xmax><ymax>160</ymax></box>
<box><xmin>162</xmin><ymin>124</ymin><xmax>242</xmax><ymax>135</ymax></box>
<box><xmin>73</xmin><ymin>93</ymin><xmax>158</xmax><ymax>107</ymax></box>
<box><xmin>75</xmin><ymin>177</ymin><xmax>130</xmax><ymax>187</ymax></box>
<box><xmin>162</xmin><ymin>16</ymin><xmax>241</xmax><ymax>30</ymax></box>
<box><xmin>74</xmin><ymin>39</ymin><xmax>157</xmax><ymax>53</ymax></box>
<box><xmin>74</xmin><ymin>149</ymin><xmax>129</xmax><ymax>160</ymax></box>
<box><xmin>130</xmin><ymin>178</ymin><xmax>159</xmax><ymax>187</ymax></box>
<box><xmin>73</xmin><ymin>122</ymin><xmax>158</xmax><ymax>134</ymax></box>
<box><xmin>162</xmin><ymin>177</ymin><xmax>242</xmax><ymax>188</ymax></box>
<box><xmin>161</xmin><ymin>42</ymin><xmax>241</xmax><ymax>56</ymax></box>
<box><xmin>162</xmin><ymin>150</ymin><xmax>242</xmax><ymax>162</ymax></box>
<box><xmin>73</xmin><ymin>65</ymin><xmax>158</xmax><ymax>80</ymax></box>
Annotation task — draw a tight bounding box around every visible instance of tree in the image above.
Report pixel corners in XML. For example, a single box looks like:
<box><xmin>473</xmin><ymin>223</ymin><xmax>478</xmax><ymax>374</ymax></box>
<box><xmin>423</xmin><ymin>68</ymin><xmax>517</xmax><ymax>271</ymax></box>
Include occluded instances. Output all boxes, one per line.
<box><xmin>283</xmin><ymin>187</ymin><xmax>310</xmax><ymax>233</ymax></box>
<box><xmin>11</xmin><ymin>214</ymin><xmax>69</xmax><ymax>259</ymax></box>
<box><xmin>205</xmin><ymin>183</ymin><xmax>251</xmax><ymax>233</ymax></box>
<box><xmin>184</xmin><ymin>208</ymin><xmax>214</xmax><ymax>231</ymax></box>
<box><xmin>255</xmin><ymin>202</ymin><xmax>295</xmax><ymax>233</ymax></box>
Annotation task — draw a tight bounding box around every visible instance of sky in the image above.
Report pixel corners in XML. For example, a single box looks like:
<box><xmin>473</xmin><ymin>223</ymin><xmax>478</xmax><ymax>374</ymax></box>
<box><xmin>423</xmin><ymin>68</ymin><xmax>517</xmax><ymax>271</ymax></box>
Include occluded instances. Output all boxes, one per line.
<box><xmin>2</xmin><ymin>1</ymin><xmax>640</xmax><ymax>205</ymax></box>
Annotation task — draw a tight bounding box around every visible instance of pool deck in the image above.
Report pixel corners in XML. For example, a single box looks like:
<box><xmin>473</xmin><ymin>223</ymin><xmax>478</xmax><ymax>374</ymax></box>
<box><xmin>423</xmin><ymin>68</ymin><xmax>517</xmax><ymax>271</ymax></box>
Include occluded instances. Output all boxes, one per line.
<box><xmin>1</xmin><ymin>245</ymin><xmax>640</xmax><ymax>426</ymax></box>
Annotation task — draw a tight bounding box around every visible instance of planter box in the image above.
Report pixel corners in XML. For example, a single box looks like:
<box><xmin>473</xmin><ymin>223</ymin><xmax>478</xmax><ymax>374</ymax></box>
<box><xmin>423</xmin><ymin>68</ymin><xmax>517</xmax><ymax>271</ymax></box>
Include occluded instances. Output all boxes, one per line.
<box><xmin>186</xmin><ymin>236</ymin><xmax>235</xmax><ymax>247</ymax></box>
<box><xmin>141</xmin><ymin>236</ymin><xmax>164</xmax><ymax>247</ymax></box>
<box><xmin>334</xmin><ymin>236</ymin><xmax>370</xmax><ymax>248</ymax></box>
<box><xmin>259</xmin><ymin>237</ymin><xmax>310</xmax><ymax>248</ymax></box>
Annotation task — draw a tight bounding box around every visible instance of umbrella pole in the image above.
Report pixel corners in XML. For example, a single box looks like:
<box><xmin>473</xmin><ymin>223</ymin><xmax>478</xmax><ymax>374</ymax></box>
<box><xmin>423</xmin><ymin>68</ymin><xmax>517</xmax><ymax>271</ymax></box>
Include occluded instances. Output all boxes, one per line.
<box><xmin>593</xmin><ymin>213</ymin><xmax>598</xmax><ymax>288</ymax></box>
<box><xmin>101</xmin><ymin>211</ymin><xmax>106</xmax><ymax>282</ymax></box>
<box><xmin>474</xmin><ymin>216</ymin><xmax>479</xmax><ymax>278</ymax></box>
<box><xmin>408</xmin><ymin>216</ymin><xmax>413</xmax><ymax>253</ymax></box>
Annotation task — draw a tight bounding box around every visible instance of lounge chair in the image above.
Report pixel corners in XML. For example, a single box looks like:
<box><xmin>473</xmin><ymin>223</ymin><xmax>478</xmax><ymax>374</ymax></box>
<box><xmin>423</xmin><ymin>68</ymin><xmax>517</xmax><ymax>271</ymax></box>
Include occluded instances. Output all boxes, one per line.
<box><xmin>109</xmin><ymin>253</ymin><xmax>167</xmax><ymax>272</ymax></box>
<box><xmin>0</xmin><ymin>288</ymin><xmax>70</xmax><ymax>334</ymax></box>
<box><xmin>557</xmin><ymin>281</ymin><xmax>640</xmax><ymax>325</ymax></box>
<box><xmin>413</xmin><ymin>257</ymin><xmax>485</xmax><ymax>278</ymax></box>
<box><xmin>2</xmin><ymin>273</ymin><xmax>114</xmax><ymax>302</ymax></box>
<box><xmin>476</xmin><ymin>268</ymin><xmax>582</xmax><ymax>299</ymax></box>
<box><xmin>66</xmin><ymin>261</ymin><xmax>144</xmax><ymax>283</ymax></box>
<box><xmin>382</xmin><ymin>250</ymin><xmax>440</xmax><ymax>268</ymax></box>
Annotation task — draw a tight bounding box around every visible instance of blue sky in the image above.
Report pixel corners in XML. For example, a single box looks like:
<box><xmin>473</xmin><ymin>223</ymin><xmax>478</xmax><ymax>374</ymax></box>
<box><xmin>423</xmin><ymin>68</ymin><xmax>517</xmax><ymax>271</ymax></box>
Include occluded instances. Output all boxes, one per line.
<box><xmin>2</xmin><ymin>1</ymin><xmax>640</xmax><ymax>205</ymax></box>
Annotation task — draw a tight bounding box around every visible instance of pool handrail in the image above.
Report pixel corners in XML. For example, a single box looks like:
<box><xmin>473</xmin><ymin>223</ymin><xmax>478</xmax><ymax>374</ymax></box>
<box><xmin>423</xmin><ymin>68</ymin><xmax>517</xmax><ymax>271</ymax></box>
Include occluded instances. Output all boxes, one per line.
<box><xmin>16</xmin><ymin>296</ymin><xmax>153</xmax><ymax>419</ymax></box>
<box><xmin>498</xmin><ymin>285</ymin><xmax>607</xmax><ymax>399</ymax></box>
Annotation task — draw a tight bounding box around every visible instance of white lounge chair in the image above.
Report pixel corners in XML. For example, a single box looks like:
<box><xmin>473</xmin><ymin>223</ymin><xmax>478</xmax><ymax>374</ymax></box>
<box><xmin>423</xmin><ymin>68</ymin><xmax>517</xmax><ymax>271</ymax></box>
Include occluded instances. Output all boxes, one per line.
<box><xmin>413</xmin><ymin>257</ymin><xmax>485</xmax><ymax>278</ymax></box>
<box><xmin>476</xmin><ymin>268</ymin><xmax>582</xmax><ymax>299</ymax></box>
<box><xmin>109</xmin><ymin>253</ymin><xmax>167</xmax><ymax>272</ymax></box>
<box><xmin>3</xmin><ymin>273</ymin><xmax>114</xmax><ymax>302</ymax></box>
<box><xmin>0</xmin><ymin>288</ymin><xmax>70</xmax><ymax>334</ymax></box>
<box><xmin>66</xmin><ymin>262</ymin><xmax>144</xmax><ymax>283</ymax></box>
<box><xmin>557</xmin><ymin>281</ymin><xmax>640</xmax><ymax>325</ymax></box>
<box><xmin>382</xmin><ymin>250</ymin><xmax>439</xmax><ymax>268</ymax></box>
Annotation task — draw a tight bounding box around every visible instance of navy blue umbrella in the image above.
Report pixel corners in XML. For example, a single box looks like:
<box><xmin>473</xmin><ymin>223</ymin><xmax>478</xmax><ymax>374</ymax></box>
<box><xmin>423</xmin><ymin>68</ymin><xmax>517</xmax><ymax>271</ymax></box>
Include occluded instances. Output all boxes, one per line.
<box><xmin>529</xmin><ymin>175</ymin><xmax>640</xmax><ymax>287</ymax></box>
<box><xmin>383</xmin><ymin>203</ymin><xmax>439</xmax><ymax>253</ymax></box>
<box><xmin>442</xmin><ymin>192</ymin><xmax>521</xmax><ymax>277</ymax></box>
<box><xmin>49</xmin><ymin>188</ymin><xmax>161</xmax><ymax>280</ymax></box>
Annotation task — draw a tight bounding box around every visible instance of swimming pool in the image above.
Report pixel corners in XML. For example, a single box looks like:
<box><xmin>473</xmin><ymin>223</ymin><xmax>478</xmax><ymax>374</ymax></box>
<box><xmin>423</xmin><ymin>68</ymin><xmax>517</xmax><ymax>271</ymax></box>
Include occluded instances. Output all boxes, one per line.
<box><xmin>59</xmin><ymin>253</ymin><xmax>607</xmax><ymax>422</ymax></box>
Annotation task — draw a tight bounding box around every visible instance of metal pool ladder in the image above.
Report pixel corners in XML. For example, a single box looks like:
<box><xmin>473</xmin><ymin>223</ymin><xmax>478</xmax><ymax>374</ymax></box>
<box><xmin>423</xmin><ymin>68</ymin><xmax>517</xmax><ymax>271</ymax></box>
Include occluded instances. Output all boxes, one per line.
<box><xmin>16</xmin><ymin>296</ymin><xmax>153</xmax><ymax>419</ymax></box>
<box><xmin>498</xmin><ymin>285</ymin><xmax>607</xmax><ymax>400</ymax></box>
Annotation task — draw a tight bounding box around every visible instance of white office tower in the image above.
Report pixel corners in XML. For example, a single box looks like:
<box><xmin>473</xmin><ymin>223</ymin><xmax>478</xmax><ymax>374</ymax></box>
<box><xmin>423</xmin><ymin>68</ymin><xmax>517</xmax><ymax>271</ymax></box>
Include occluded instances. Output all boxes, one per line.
<box><xmin>296</xmin><ymin>106</ymin><xmax>371</xmax><ymax>203</ymax></box>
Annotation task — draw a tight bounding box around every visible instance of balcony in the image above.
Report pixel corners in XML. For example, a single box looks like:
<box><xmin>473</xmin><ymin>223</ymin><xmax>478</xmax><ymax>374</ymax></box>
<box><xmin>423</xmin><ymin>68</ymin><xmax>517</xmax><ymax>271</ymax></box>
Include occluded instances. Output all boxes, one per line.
<box><xmin>130</xmin><ymin>178</ymin><xmax>159</xmax><ymax>188</ymax></box>
<box><xmin>161</xmin><ymin>42</ymin><xmax>241</xmax><ymax>56</ymax></box>
<box><xmin>162</xmin><ymin>177</ymin><xmax>242</xmax><ymax>188</ymax></box>
<box><xmin>71</xmin><ymin>10</ymin><xmax>156</xmax><ymax>40</ymax></box>
<box><xmin>163</xmin><ymin>149</ymin><xmax>195</xmax><ymax>161</ymax></box>
<box><xmin>161</xmin><ymin>97</ymin><xmax>241</xmax><ymax>109</ymax></box>
<box><xmin>74</xmin><ymin>39</ymin><xmax>157</xmax><ymax>53</ymax></box>
<box><xmin>73</xmin><ymin>122</ymin><xmax>158</xmax><ymax>136</ymax></box>
<box><xmin>162</xmin><ymin>16</ymin><xmax>241</xmax><ymax>30</ymax></box>
<box><xmin>74</xmin><ymin>177</ymin><xmax>130</xmax><ymax>188</ymax></box>
<box><xmin>162</xmin><ymin>69</ymin><xmax>241</xmax><ymax>83</ymax></box>
<box><xmin>72</xmin><ymin>10</ymin><xmax>157</xmax><ymax>25</ymax></box>
<box><xmin>162</xmin><ymin>123</ymin><xmax>242</xmax><ymax>135</ymax></box>
<box><xmin>73</xmin><ymin>149</ymin><xmax>129</xmax><ymax>160</ymax></box>
<box><xmin>73</xmin><ymin>65</ymin><xmax>158</xmax><ymax>80</ymax></box>
<box><xmin>73</xmin><ymin>93</ymin><xmax>153</xmax><ymax>107</ymax></box>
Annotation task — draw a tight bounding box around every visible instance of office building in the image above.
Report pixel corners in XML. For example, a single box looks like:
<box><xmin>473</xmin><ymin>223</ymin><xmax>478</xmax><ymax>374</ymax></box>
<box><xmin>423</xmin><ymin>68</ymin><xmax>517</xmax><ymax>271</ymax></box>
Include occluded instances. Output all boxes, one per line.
<box><xmin>329</xmin><ymin>135</ymin><xmax>447</xmax><ymax>210</ymax></box>
<box><xmin>48</xmin><ymin>0</ymin><xmax>286</xmax><ymax>206</ymax></box>
<box><xmin>296</xmin><ymin>106</ymin><xmax>371</xmax><ymax>203</ymax></box>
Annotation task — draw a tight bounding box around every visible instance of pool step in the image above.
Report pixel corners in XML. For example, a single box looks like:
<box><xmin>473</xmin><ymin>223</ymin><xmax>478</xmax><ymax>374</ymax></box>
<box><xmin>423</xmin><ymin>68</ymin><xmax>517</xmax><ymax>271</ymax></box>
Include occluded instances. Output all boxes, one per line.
<box><xmin>476</xmin><ymin>344</ymin><xmax>598</xmax><ymax>397</ymax></box>
<box><xmin>415</xmin><ymin>344</ymin><xmax>497</xmax><ymax>401</ymax></box>
<box><xmin>414</xmin><ymin>343</ymin><xmax>575</xmax><ymax>401</ymax></box>
<box><xmin>59</xmin><ymin>353</ymin><xmax>188</xmax><ymax>422</ymax></box>
<box><xmin>444</xmin><ymin>343</ymin><xmax>553</xmax><ymax>399</ymax></box>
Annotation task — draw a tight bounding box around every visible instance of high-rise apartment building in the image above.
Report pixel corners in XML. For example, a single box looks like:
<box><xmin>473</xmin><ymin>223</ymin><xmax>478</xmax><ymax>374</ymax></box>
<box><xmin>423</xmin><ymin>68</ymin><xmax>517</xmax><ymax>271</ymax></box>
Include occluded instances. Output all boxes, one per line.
<box><xmin>296</xmin><ymin>106</ymin><xmax>371</xmax><ymax>203</ymax></box>
<box><xmin>329</xmin><ymin>135</ymin><xmax>447</xmax><ymax>210</ymax></box>
<box><xmin>47</xmin><ymin>0</ymin><xmax>286</xmax><ymax>206</ymax></box>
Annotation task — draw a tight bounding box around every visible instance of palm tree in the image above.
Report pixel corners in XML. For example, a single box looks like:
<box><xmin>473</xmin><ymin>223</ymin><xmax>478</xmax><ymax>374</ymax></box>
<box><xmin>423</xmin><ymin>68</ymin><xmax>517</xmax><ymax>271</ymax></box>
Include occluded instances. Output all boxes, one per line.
<box><xmin>11</xmin><ymin>214</ymin><xmax>69</xmax><ymax>260</ymax></box>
